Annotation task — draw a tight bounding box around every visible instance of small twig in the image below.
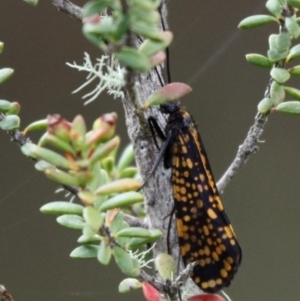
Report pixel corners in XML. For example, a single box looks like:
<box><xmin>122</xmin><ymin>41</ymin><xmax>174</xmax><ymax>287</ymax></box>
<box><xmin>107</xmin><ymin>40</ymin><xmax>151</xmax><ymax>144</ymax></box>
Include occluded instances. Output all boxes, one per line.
<box><xmin>217</xmin><ymin>113</ymin><xmax>267</xmax><ymax>193</ymax></box>
<box><xmin>51</xmin><ymin>0</ymin><xmax>83</xmax><ymax>21</ymax></box>
<box><xmin>123</xmin><ymin>214</ymin><xmax>148</xmax><ymax>228</ymax></box>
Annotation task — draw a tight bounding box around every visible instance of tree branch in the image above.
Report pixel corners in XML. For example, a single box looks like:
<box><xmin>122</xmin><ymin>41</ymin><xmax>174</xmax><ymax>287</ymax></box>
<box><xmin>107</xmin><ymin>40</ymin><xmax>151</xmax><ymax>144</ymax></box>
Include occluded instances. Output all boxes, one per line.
<box><xmin>217</xmin><ymin>113</ymin><xmax>267</xmax><ymax>193</ymax></box>
<box><xmin>51</xmin><ymin>0</ymin><xmax>83</xmax><ymax>20</ymax></box>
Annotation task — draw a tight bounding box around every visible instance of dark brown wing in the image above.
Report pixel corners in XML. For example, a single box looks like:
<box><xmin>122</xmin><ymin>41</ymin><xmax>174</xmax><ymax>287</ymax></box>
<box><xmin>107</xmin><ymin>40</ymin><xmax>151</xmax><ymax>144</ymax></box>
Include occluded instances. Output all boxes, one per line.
<box><xmin>170</xmin><ymin>127</ymin><xmax>242</xmax><ymax>293</ymax></box>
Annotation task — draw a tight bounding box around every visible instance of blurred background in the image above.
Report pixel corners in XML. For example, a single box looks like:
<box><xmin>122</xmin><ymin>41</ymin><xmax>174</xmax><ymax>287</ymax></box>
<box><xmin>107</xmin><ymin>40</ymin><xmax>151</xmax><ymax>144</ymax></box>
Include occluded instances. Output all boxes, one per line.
<box><xmin>1</xmin><ymin>1</ymin><xmax>300</xmax><ymax>301</ymax></box>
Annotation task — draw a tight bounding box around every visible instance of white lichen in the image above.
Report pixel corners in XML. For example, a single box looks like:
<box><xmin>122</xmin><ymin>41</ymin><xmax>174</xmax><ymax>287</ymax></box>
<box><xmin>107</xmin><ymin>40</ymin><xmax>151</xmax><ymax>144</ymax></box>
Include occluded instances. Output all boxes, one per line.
<box><xmin>128</xmin><ymin>243</ymin><xmax>156</xmax><ymax>268</ymax></box>
<box><xmin>67</xmin><ymin>53</ymin><xmax>125</xmax><ymax>105</ymax></box>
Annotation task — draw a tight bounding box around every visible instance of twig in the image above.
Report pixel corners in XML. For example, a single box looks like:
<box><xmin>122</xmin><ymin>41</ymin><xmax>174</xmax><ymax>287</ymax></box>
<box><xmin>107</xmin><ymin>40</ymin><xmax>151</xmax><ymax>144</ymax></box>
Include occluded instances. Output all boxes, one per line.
<box><xmin>51</xmin><ymin>0</ymin><xmax>83</xmax><ymax>20</ymax></box>
<box><xmin>123</xmin><ymin>214</ymin><xmax>148</xmax><ymax>228</ymax></box>
<box><xmin>217</xmin><ymin>113</ymin><xmax>267</xmax><ymax>193</ymax></box>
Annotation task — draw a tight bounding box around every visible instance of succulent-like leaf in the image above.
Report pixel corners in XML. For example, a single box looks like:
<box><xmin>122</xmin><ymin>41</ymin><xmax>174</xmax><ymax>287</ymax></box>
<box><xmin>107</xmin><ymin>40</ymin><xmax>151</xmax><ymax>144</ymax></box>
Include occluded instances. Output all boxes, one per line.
<box><xmin>40</xmin><ymin>201</ymin><xmax>84</xmax><ymax>215</ymax></box>
<box><xmin>97</xmin><ymin>239</ymin><xmax>112</xmax><ymax>265</ymax></box>
<box><xmin>245</xmin><ymin>53</ymin><xmax>273</xmax><ymax>68</ymax></box>
<box><xmin>118</xmin><ymin>278</ymin><xmax>142</xmax><ymax>293</ymax></box>
<box><xmin>0</xmin><ymin>100</ymin><xmax>11</xmax><ymax>112</ymax></box>
<box><xmin>266</xmin><ymin>0</ymin><xmax>283</xmax><ymax>18</ymax></box>
<box><xmin>284</xmin><ymin>86</ymin><xmax>300</xmax><ymax>100</ymax></box>
<box><xmin>270</xmin><ymin>81</ymin><xmax>285</xmax><ymax>105</ymax></box>
<box><xmin>116</xmin><ymin>227</ymin><xmax>153</xmax><ymax>238</ymax></box>
<box><xmin>99</xmin><ymin>191</ymin><xmax>144</xmax><ymax>211</ymax></box>
<box><xmin>143</xmin><ymin>83</ymin><xmax>192</xmax><ymax>109</ymax></box>
<box><xmin>44</xmin><ymin>168</ymin><xmax>80</xmax><ymax>186</ymax></box>
<box><xmin>257</xmin><ymin>97</ymin><xmax>273</xmax><ymax>114</ymax></box>
<box><xmin>117</xmin><ymin>144</ymin><xmax>134</xmax><ymax>172</ymax></box>
<box><xmin>57</xmin><ymin>214</ymin><xmax>85</xmax><ymax>230</ymax></box>
<box><xmin>286</xmin><ymin>16</ymin><xmax>300</xmax><ymax>39</ymax></box>
<box><xmin>275</xmin><ymin>101</ymin><xmax>300</xmax><ymax>114</ymax></box>
<box><xmin>139</xmin><ymin>31</ymin><xmax>173</xmax><ymax>57</ymax></box>
<box><xmin>270</xmin><ymin>67</ymin><xmax>290</xmax><ymax>83</ymax></box>
<box><xmin>115</xmin><ymin>47</ymin><xmax>151</xmax><ymax>72</ymax></box>
<box><xmin>95</xmin><ymin>178</ymin><xmax>141</xmax><ymax>195</ymax></box>
<box><xmin>23</xmin><ymin>0</ymin><xmax>39</xmax><ymax>5</ymax></box>
<box><xmin>142</xmin><ymin>282</ymin><xmax>162</xmax><ymax>301</ymax></box>
<box><xmin>155</xmin><ymin>253</ymin><xmax>177</xmax><ymax>281</ymax></box>
<box><xmin>0</xmin><ymin>115</ymin><xmax>20</xmax><ymax>130</ymax></box>
<box><xmin>238</xmin><ymin>15</ymin><xmax>278</xmax><ymax>29</ymax></box>
<box><xmin>0</xmin><ymin>68</ymin><xmax>13</xmax><ymax>85</ymax></box>
<box><xmin>289</xmin><ymin>65</ymin><xmax>300</xmax><ymax>76</ymax></box>
<box><xmin>70</xmin><ymin>245</ymin><xmax>98</xmax><ymax>258</ymax></box>
<box><xmin>287</xmin><ymin>0</ymin><xmax>300</xmax><ymax>10</ymax></box>
<box><xmin>287</xmin><ymin>44</ymin><xmax>300</xmax><ymax>62</ymax></box>
<box><xmin>83</xmin><ymin>0</ymin><xmax>111</xmax><ymax>17</ymax></box>
<box><xmin>83</xmin><ymin>206</ymin><xmax>104</xmax><ymax>231</ymax></box>
<box><xmin>113</xmin><ymin>247</ymin><xmax>140</xmax><ymax>277</ymax></box>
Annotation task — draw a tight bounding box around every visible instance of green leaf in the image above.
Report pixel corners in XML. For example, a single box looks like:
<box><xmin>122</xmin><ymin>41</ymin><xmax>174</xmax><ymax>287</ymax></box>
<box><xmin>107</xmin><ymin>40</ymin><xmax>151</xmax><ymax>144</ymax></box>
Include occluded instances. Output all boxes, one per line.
<box><xmin>286</xmin><ymin>16</ymin><xmax>300</xmax><ymax>39</ymax></box>
<box><xmin>110</xmin><ymin>211</ymin><xmax>125</xmax><ymax>235</ymax></box>
<box><xmin>257</xmin><ymin>97</ymin><xmax>273</xmax><ymax>114</ymax></box>
<box><xmin>270</xmin><ymin>67</ymin><xmax>290</xmax><ymax>83</ymax></box>
<box><xmin>245</xmin><ymin>53</ymin><xmax>273</xmax><ymax>68</ymax></box>
<box><xmin>118</xmin><ymin>278</ymin><xmax>142</xmax><ymax>293</ymax></box>
<box><xmin>117</xmin><ymin>144</ymin><xmax>134</xmax><ymax>172</ymax></box>
<box><xmin>289</xmin><ymin>65</ymin><xmax>300</xmax><ymax>76</ymax></box>
<box><xmin>130</xmin><ymin>20</ymin><xmax>164</xmax><ymax>41</ymax></box>
<box><xmin>35</xmin><ymin>160</ymin><xmax>53</xmax><ymax>171</ymax></box>
<box><xmin>119</xmin><ymin>167</ymin><xmax>137</xmax><ymax>179</ymax></box>
<box><xmin>56</xmin><ymin>214</ymin><xmax>85</xmax><ymax>230</ymax></box>
<box><xmin>83</xmin><ymin>0</ymin><xmax>111</xmax><ymax>18</ymax></box>
<box><xmin>23</xmin><ymin>119</ymin><xmax>48</xmax><ymax>133</ymax></box>
<box><xmin>284</xmin><ymin>86</ymin><xmax>300</xmax><ymax>100</ymax></box>
<box><xmin>266</xmin><ymin>0</ymin><xmax>283</xmax><ymax>18</ymax></box>
<box><xmin>95</xmin><ymin>179</ymin><xmax>141</xmax><ymax>195</ymax></box>
<box><xmin>125</xmin><ymin>229</ymin><xmax>162</xmax><ymax>248</ymax></box>
<box><xmin>0</xmin><ymin>100</ymin><xmax>11</xmax><ymax>112</ymax></box>
<box><xmin>155</xmin><ymin>253</ymin><xmax>177</xmax><ymax>281</ymax></box>
<box><xmin>0</xmin><ymin>42</ymin><xmax>4</xmax><ymax>54</ymax></box>
<box><xmin>99</xmin><ymin>192</ymin><xmax>144</xmax><ymax>211</ymax></box>
<box><xmin>90</xmin><ymin>136</ymin><xmax>120</xmax><ymax>165</ymax></box>
<box><xmin>116</xmin><ymin>227</ymin><xmax>153</xmax><ymax>238</ymax></box>
<box><xmin>267</xmin><ymin>49</ymin><xmax>288</xmax><ymax>62</ymax></box>
<box><xmin>0</xmin><ymin>115</ymin><xmax>20</xmax><ymax>130</ymax></box>
<box><xmin>269</xmin><ymin>33</ymin><xmax>291</xmax><ymax>53</ymax></box>
<box><xmin>21</xmin><ymin>143</ymin><xmax>74</xmax><ymax>170</ymax></box>
<box><xmin>130</xmin><ymin>6</ymin><xmax>160</xmax><ymax>25</ymax></box>
<box><xmin>83</xmin><ymin>206</ymin><xmax>104</xmax><ymax>231</ymax></box>
<box><xmin>23</xmin><ymin>0</ymin><xmax>39</xmax><ymax>5</ymax></box>
<box><xmin>41</xmin><ymin>133</ymin><xmax>75</xmax><ymax>155</ymax></box>
<box><xmin>113</xmin><ymin>247</ymin><xmax>140</xmax><ymax>277</ymax></box>
<box><xmin>40</xmin><ymin>201</ymin><xmax>84</xmax><ymax>215</ymax></box>
<box><xmin>270</xmin><ymin>81</ymin><xmax>285</xmax><ymax>105</ymax></box>
<box><xmin>275</xmin><ymin>101</ymin><xmax>300</xmax><ymax>114</ymax></box>
<box><xmin>0</xmin><ymin>68</ymin><xmax>13</xmax><ymax>85</ymax></box>
<box><xmin>287</xmin><ymin>0</ymin><xmax>300</xmax><ymax>10</ymax></box>
<box><xmin>115</xmin><ymin>47</ymin><xmax>151</xmax><ymax>72</ymax></box>
<box><xmin>70</xmin><ymin>245</ymin><xmax>98</xmax><ymax>258</ymax></box>
<box><xmin>77</xmin><ymin>233</ymin><xmax>101</xmax><ymax>244</ymax></box>
<box><xmin>238</xmin><ymin>15</ymin><xmax>278</xmax><ymax>29</ymax></box>
<box><xmin>287</xmin><ymin>44</ymin><xmax>300</xmax><ymax>62</ymax></box>
<box><xmin>97</xmin><ymin>239</ymin><xmax>112</xmax><ymax>265</ymax></box>
<box><xmin>44</xmin><ymin>168</ymin><xmax>80</xmax><ymax>186</ymax></box>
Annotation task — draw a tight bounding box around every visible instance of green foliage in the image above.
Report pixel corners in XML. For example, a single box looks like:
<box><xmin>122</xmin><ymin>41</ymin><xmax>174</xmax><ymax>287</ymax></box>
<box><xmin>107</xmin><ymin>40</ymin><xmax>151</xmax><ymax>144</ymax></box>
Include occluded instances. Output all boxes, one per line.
<box><xmin>82</xmin><ymin>0</ymin><xmax>172</xmax><ymax>73</ymax></box>
<box><xmin>240</xmin><ymin>1</ymin><xmax>300</xmax><ymax>115</ymax></box>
